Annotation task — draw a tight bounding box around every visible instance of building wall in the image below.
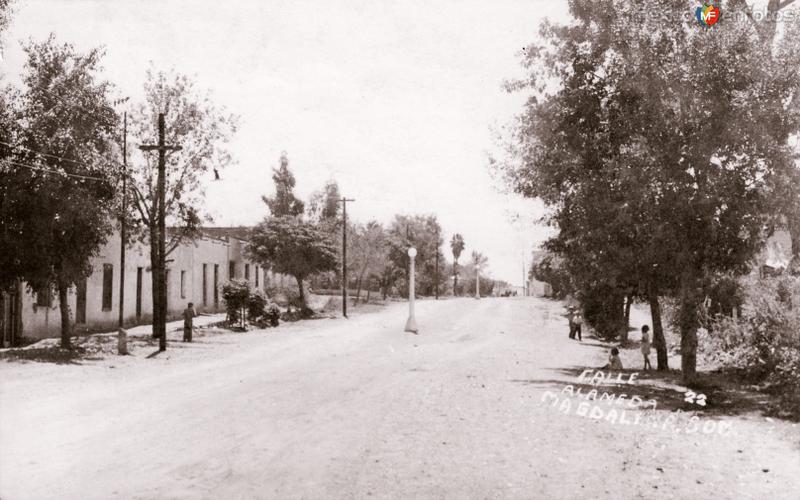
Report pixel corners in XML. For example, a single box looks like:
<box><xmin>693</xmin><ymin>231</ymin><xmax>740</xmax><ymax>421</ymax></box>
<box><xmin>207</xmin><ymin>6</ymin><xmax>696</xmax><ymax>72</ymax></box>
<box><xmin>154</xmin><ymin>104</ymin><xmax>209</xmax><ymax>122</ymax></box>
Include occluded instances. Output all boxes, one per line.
<box><xmin>14</xmin><ymin>232</ymin><xmax>267</xmax><ymax>340</ymax></box>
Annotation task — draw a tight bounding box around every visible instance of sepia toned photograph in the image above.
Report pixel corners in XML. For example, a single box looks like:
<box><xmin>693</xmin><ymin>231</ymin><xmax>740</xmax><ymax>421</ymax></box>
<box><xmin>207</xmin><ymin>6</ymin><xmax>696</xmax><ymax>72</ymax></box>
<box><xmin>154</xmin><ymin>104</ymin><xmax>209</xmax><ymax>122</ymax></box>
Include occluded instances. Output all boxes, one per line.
<box><xmin>1</xmin><ymin>1</ymin><xmax>799</xmax><ymax>498</ymax></box>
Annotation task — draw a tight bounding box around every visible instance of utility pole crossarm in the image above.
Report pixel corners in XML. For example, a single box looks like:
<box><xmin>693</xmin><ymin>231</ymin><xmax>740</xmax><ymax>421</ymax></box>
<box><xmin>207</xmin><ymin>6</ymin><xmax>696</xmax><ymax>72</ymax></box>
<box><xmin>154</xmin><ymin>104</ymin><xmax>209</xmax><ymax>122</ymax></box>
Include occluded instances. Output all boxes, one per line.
<box><xmin>138</xmin><ymin>113</ymin><xmax>182</xmax><ymax>352</ymax></box>
<box><xmin>139</xmin><ymin>145</ymin><xmax>182</xmax><ymax>152</ymax></box>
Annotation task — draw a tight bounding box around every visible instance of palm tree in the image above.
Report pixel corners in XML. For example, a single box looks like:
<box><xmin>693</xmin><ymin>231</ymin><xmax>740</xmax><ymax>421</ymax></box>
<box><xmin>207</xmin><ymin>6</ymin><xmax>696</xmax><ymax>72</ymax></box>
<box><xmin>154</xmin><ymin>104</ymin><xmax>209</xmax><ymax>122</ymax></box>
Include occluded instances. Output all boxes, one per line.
<box><xmin>450</xmin><ymin>234</ymin><xmax>465</xmax><ymax>295</ymax></box>
<box><xmin>471</xmin><ymin>251</ymin><xmax>488</xmax><ymax>299</ymax></box>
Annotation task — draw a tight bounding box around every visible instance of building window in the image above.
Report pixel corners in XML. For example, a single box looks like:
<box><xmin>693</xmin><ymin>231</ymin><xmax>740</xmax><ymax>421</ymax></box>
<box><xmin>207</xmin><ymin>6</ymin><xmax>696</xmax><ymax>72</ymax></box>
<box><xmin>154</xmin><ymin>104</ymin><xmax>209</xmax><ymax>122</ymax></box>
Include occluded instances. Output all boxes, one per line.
<box><xmin>255</xmin><ymin>265</ymin><xmax>259</xmax><ymax>287</ymax></box>
<box><xmin>229</xmin><ymin>261</ymin><xmax>235</xmax><ymax>280</ymax></box>
<box><xmin>102</xmin><ymin>264</ymin><xmax>113</xmax><ymax>311</ymax></box>
<box><xmin>35</xmin><ymin>286</ymin><xmax>52</xmax><ymax>307</ymax></box>
<box><xmin>202</xmin><ymin>264</ymin><xmax>208</xmax><ymax>306</ymax></box>
<box><xmin>180</xmin><ymin>270</ymin><xmax>187</xmax><ymax>299</ymax></box>
<box><xmin>245</xmin><ymin>263</ymin><xmax>250</xmax><ymax>281</ymax></box>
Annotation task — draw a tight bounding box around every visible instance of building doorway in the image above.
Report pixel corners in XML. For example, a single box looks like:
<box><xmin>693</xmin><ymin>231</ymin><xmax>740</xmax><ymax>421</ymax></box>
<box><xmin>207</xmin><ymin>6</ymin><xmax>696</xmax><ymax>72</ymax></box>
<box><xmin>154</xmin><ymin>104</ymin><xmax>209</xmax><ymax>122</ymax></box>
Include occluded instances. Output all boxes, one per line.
<box><xmin>1</xmin><ymin>282</ymin><xmax>22</xmax><ymax>347</ymax></box>
<box><xmin>136</xmin><ymin>267</ymin><xmax>143</xmax><ymax>319</ymax></box>
<box><xmin>76</xmin><ymin>279</ymin><xmax>87</xmax><ymax>324</ymax></box>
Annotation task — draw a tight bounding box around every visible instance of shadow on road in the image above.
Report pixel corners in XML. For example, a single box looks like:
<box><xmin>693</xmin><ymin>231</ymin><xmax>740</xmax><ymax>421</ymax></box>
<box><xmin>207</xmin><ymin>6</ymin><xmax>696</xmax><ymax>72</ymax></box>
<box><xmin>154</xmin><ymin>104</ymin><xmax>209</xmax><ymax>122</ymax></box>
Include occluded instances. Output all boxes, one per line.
<box><xmin>511</xmin><ymin>365</ymin><xmax>775</xmax><ymax>418</ymax></box>
<box><xmin>0</xmin><ymin>346</ymin><xmax>88</xmax><ymax>365</ymax></box>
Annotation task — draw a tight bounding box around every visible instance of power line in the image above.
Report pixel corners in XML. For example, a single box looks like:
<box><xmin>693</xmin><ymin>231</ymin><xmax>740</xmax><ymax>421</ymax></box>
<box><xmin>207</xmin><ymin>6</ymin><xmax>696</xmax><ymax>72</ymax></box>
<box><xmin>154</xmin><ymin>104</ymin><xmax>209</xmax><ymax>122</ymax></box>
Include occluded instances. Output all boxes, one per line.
<box><xmin>0</xmin><ymin>158</ymin><xmax>107</xmax><ymax>181</ymax></box>
<box><xmin>0</xmin><ymin>139</ymin><xmax>105</xmax><ymax>169</ymax></box>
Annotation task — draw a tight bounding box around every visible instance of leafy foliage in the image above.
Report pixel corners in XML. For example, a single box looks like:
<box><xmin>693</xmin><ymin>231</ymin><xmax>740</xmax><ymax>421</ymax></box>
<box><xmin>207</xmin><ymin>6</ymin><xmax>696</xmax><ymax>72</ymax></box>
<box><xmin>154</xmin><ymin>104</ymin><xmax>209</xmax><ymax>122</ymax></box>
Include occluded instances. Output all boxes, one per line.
<box><xmin>127</xmin><ymin>67</ymin><xmax>238</xmax><ymax>339</ymax></box>
<box><xmin>262</xmin><ymin>152</ymin><xmax>304</xmax><ymax>217</ymax></box>
<box><xmin>221</xmin><ymin>279</ymin><xmax>250</xmax><ymax>328</ymax></box>
<box><xmin>247</xmin><ymin>290</ymin><xmax>280</xmax><ymax>327</ymax></box>
<box><xmin>222</xmin><ymin>280</ymin><xmax>280</xmax><ymax>328</ymax></box>
<box><xmin>247</xmin><ymin>216</ymin><xmax>338</xmax><ymax>310</ymax></box>
<box><xmin>0</xmin><ymin>36</ymin><xmax>119</xmax><ymax>347</ymax></box>
<box><xmin>385</xmin><ymin>214</ymin><xmax>445</xmax><ymax>296</ymax></box>
<box><xmin>450</xmin><ymin>233</ymin><xmax>465</xmax><ymax>295</ymax></box>
<box><xmin>307</xmin><ymin>179</ymin><xmax>341</xmax><ymax>226</ymax></box>
<box><xmin>347</xmin><ymin>220</ymin><xmax>388</xmax><ymax>301</ymax></box>
<box><xmin>529</xmin><ymin>253</ymin><xmax>571</xmax><ymax>299</ymax></box>
<box><xmin>502</xmin><ymin>0</ymin><xmax>800</xmax><ymax>381</ymax></box>
<box><xmin>703</xmin><ymin>276</ymin><xmax>800</xmax><ymax>419</ymax></box>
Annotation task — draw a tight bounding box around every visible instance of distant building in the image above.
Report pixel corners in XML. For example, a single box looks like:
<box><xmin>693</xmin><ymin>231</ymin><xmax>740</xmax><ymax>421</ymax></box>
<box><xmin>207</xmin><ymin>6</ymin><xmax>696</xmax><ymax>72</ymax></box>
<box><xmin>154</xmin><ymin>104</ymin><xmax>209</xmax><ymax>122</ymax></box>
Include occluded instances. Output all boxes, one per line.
<box><xmin>1</xmin><ymin>227</ymin><xmax>273</xmax><ymax>345</ymax></box>
<box><xmin>527</xmin><ymin>278</ymin><xmax>551</xmax><ymax>297</ymax></box>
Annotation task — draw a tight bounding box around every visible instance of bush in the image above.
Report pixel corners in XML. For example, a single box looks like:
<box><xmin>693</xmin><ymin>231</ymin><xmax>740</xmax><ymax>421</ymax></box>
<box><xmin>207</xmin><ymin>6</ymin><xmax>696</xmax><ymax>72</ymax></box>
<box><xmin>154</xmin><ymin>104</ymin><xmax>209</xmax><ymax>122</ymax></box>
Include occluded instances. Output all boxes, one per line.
<box><xmin>223</xmin><ymin>280</ymin><xmax>282</xmax><ymax>329</ymax></box>
<box><xmin>703</xmin><ymin>275</ymin><xmax>800</xmax><ymax>419</ymax></box>
<box><xmin>263</xmin><ymin>303</ymin><xmax>281</xmax><ymax>327</ymax></box>
<box><xmin>247</xmin><ymin>291</ymin><xmax>280</xmax><ymax>327</ymax></box>
<box><xmin>247</xmin><ymin>291</ymin><xmax>268</xmax><ymax>322</ymax></box>
<box><xmin>265</xmin><ymin>283</ymin><xmax>300</xmax><ymax>308</ymax></box>
<box><xmin>221</xmin><ymin>280</ymin><xmax>250</xmax><ymax>328</ymax></box>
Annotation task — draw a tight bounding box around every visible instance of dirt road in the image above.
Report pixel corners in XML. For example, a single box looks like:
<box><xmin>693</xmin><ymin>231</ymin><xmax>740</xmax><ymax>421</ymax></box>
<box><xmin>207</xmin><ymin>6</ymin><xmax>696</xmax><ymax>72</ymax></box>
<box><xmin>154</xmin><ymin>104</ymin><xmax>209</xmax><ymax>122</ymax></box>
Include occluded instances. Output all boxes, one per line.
<box><xmin>1</xmin><ymin>297</ymin><xmax>798</xmax><ymax>499</ymax></box>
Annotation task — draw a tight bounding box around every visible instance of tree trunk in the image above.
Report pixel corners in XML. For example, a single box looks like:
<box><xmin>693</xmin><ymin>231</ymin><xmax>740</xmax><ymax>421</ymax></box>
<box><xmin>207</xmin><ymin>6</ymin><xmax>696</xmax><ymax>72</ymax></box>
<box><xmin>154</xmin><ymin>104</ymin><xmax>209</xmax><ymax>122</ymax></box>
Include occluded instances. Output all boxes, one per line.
<box><xmin>678</xmin><ymin>274</ymin><xmax>699</xmax><ymax>383</ymax></box>
<box><xmin>57</xmin><ymin>280</ymin><xmax>72</xmax><ymax>349</ymax></box>
<box><xmin>620</xmin><ymin>295</ymin><xmax>631</xmax><ymax>344</ymax></box>
<box><xmin>453</xmin><ymin>273</ymin><xmax>459</xmax><ymax>297</ymax></box>
<box><xmin>624</xmin><ymin>294</ymin><xmax>632</xmax><ymax>326</ymax></box>
<box><xmin>475</xmin><ymin>270</ymin><xmax>480</xmax><ymax>299</ymax></box>
<box><xmin>647</xmin><ymin>287</ymin><xmax>669</xmax><ymax>371</ymax></box>
<box><xmin>355</xmin><ymin>268</ymin><xmax>366</xmax><ymax>305</ymax></box>
<box><xmin>296</xmin><ymin>276</ymin><xmax>306</xmax><ymax>310</ymax></box>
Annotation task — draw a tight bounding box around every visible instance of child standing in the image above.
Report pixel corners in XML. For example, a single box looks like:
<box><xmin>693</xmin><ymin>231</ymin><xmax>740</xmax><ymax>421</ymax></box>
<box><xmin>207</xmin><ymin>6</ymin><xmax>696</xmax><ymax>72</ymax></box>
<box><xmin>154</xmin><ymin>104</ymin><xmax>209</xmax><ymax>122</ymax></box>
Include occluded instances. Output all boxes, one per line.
<box><xmin>640</xmin><ymin>325</ymin><xmax>652</xmax><ymax>370</ymax></box>
<box><xmin>183</xmin><ymin>302</ymin><xmax>197</xmax><ymax>342</ymax></box>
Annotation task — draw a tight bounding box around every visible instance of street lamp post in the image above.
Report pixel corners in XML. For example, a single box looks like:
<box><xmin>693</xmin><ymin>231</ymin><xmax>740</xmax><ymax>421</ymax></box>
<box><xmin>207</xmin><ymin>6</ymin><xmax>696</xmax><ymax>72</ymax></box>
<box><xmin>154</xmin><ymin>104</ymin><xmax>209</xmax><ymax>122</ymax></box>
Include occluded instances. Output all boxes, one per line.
<box><xmin>404</xmin><ymin>247</ymin><xmax>418</xmax><ymax>334</ymax></box>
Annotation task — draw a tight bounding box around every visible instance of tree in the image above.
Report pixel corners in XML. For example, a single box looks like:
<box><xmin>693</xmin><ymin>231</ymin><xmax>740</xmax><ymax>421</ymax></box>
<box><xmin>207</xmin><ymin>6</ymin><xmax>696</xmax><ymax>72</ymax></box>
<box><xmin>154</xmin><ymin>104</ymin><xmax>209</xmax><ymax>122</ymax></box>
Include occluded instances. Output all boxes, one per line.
<box><xmin>386</xmin><ymin>214</ymin><xmax>444</xmax><ymax>297</ymax></box>
<box><xmin>471</xmin><ymin>251</ymin><xmax>488</xmax><ymax>298</ymax></box>
<box><xmin>247</xmin><ymin>216</ymin><xmax>338</xmax><ymax>313</ymax></box>
<box><xmin>450</xmin><ymin>233</ymin><xmax>465</xmax><ymax>295</ymax></box>
<box><xmin>460</xmin><ymin>261</ymin><xmax>495</xmax><ymax>298</ymax></box>
<box><xmin>504</xmin><ymin>0</ymin><xmax>800</xmax><ymax>381</ymax></box>
<box><xmin>529</xmin><ymin>252</ymin><xmax>571</xmax><ymax>299</ymax></box>
<box><xmin>348</xmin><ymin>221</ymin><xmax>387</xmax><ymax>303</ymax></box>
<box><xmin>0</xmin><ymin>37</ymin><xmax>118</xmax><ymax>348</ymax></box>
<box><xmin>0</xmin><ymin>0</ymin><xmax>12</xmax><ymax>43</ymax></box>
<box><xmin>127</xmin><ymin>68</ymin><xmax>237</xmax><ymax>339</ymax></box>
<box><xmin>263</xmin><ymin>152</ymin><xmax>304</xmax><ymax>217</ymax></box>
<box><xmin>307</xmin><ymin>179</ymin><xmax>343</xmax><ymax>292</ymax></box>
<box><xmin>307</xmin><ymin>179</ymin><xmax>341</xmax><ymax>226</ymax></box>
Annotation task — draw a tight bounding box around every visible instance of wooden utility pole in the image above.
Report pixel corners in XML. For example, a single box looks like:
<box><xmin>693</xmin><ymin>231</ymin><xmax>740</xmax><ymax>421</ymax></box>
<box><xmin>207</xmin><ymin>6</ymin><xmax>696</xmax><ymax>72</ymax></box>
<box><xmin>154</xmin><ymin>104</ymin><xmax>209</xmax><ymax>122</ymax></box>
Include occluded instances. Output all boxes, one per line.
<box><xmin>434</xmin><ymin>228</ymin><xmax>439</xmax><ymax>300</ymax></box>
<box><xmin>140</xmin><ymin>113</ymin><xmax>181</xmax><ymax>351</ymax></box>
<box><xmin>118</xmin><ymin>111</ymin><xmax>127</xmax><ymax>328</ymax></box>
<box><xmin>522</xmin><ymin>253</ymin><xmax>526</xmax><ymax>297</ymax></box>
<box><xmin>338</xmin><ymin>197</ymin><xmax>354</xmax><ymax>318</ymax></box>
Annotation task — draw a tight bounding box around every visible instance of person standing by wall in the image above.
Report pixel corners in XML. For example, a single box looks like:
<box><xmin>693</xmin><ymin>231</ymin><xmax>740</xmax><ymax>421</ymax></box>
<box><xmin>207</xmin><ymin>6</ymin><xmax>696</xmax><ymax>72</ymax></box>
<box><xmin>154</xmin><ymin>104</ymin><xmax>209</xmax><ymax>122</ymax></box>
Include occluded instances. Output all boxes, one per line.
<box><xmin>183</xmin><ymin>302</ymin><xmax>197</xmax><ymax>342</ymax></box>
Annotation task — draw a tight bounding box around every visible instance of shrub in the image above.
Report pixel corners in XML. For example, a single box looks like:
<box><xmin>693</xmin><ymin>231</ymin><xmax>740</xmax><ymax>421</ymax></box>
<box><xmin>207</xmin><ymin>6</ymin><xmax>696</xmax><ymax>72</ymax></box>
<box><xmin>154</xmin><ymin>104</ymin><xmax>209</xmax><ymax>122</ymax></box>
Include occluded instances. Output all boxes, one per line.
<box><xmin>247</xmin><ymin>291</ymin><xmax>280</xmax><ymax>327</ymax></box>
<box><xmin>703</xmin><ymin>275</ymin><xmax>800</xmax><ymax>419</ymax></box>
<box><xmin>263</xmin><ymin>303</ymin><xmax>281</xmax><ymax>327</ymax></box>
<box><xmin>221</xmin><ymin>280</ymin><xmax>250</xmax><ymax>328</ymax></box>
<box><xmin>247</xmin><ymin>291</ymin><xmax>268</xmax><ymax>321</ymax></box>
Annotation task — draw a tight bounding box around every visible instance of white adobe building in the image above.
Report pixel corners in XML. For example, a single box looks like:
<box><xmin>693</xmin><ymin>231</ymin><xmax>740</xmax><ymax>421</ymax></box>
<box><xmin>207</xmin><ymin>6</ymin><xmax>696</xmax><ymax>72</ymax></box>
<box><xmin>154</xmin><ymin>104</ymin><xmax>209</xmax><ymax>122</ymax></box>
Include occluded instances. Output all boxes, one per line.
<box><xmin>1</xmin><ymin>227</ymin><xmax>273</xmax><ymax>344</ymax></box>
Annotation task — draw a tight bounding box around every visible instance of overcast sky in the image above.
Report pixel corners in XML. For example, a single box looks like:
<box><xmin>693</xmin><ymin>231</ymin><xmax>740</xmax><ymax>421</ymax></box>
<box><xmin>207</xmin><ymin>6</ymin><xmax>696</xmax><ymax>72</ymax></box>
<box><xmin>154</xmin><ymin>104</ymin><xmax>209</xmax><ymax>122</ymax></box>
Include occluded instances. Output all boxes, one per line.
<box><xmin>2</xmin><ymin>0</ymin><xmax>564</xmax><ymax>285</ymax></box>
